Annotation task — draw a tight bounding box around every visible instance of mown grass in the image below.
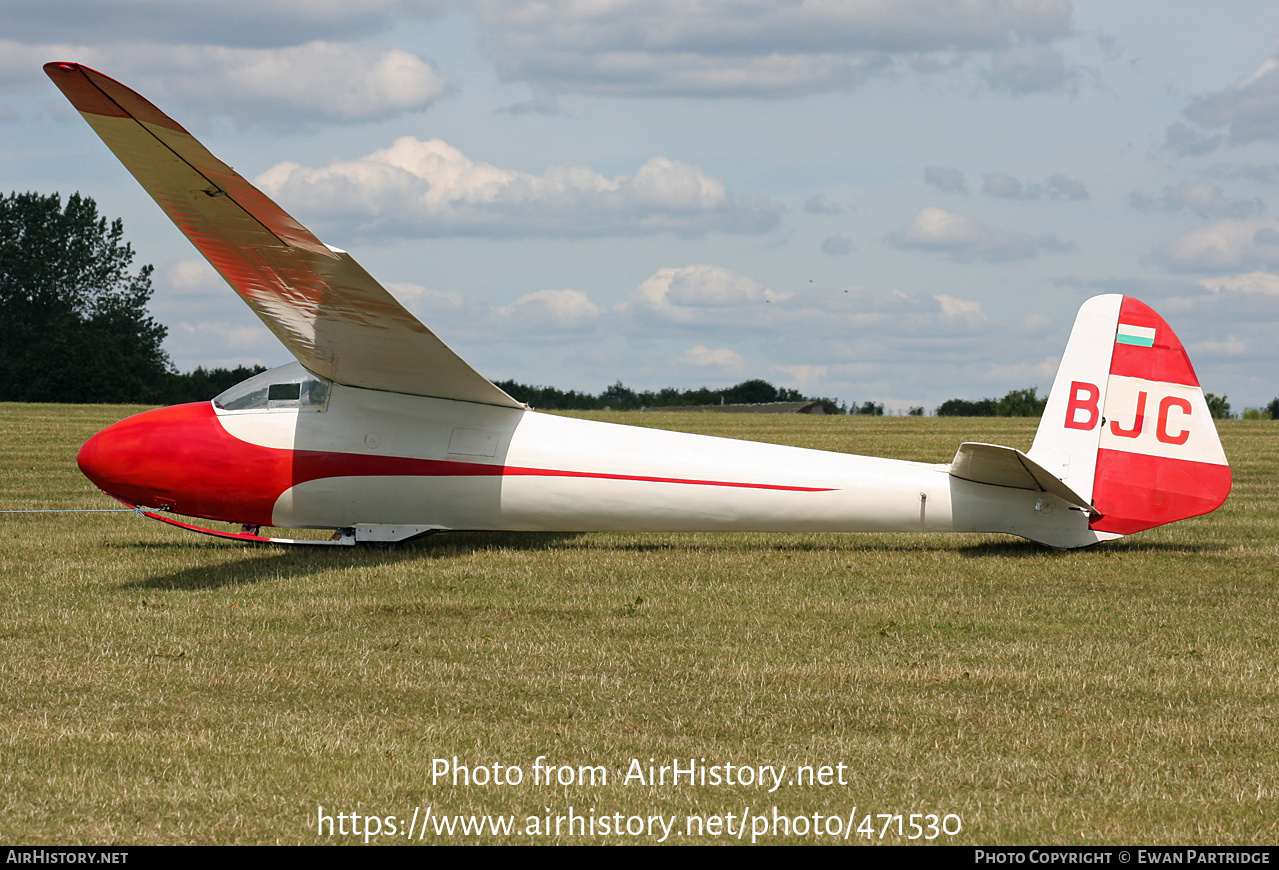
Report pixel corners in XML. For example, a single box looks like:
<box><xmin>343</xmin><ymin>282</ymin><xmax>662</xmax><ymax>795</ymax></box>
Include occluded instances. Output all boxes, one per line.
<box><xmin>1</xmin><ymin>403</ymin><xmax>1276</xmax><ymax>845</ymax></box>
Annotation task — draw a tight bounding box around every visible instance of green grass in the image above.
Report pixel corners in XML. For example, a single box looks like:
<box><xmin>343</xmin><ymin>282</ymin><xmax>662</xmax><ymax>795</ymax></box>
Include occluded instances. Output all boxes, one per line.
<box><xmin>1</xmin><ymin>404</ymin><xmax>1276</xmax><ymax>844</ymax></box>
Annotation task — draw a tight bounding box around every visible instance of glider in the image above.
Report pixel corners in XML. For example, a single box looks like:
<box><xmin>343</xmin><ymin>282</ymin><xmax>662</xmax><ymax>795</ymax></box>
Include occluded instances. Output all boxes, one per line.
<box><xmin>47</xmin><ymin>62</ymin><xmax>1231</xmax><ymax>549</ymax></box>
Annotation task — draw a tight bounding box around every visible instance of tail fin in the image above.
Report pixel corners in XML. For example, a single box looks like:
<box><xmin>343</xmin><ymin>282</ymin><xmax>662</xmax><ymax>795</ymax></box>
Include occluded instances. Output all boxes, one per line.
<box><xmin>1030</xmin><ymin>295</ymin><xmax>1231</xmax><ymax>537</ymax></box>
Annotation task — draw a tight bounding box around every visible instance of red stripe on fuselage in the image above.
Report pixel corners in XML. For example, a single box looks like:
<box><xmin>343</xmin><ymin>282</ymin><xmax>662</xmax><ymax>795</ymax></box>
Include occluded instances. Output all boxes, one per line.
<box><xmin>77</xmin><ymin>402</ymin><xmax>835</xmax><ymax>527</ymax></box>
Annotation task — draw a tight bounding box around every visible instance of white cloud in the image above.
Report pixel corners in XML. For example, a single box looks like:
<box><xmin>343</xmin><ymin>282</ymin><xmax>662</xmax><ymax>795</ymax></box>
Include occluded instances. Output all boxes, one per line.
<box><xmin>474</xmin><ymin>0</ymin><xmax>1075</xmax><ymax>97</ymax></box>
<box><xmin>887</xmin><ymin>207</ymin><xmax>1037</xmax><ymax>262</ymax></box>
<box><xmin>772</xmin><ymin>364</ymin><xmax>828</xmax><ymax>390</ymax></box>
<box><xmin>1199</xmin><ymin>271</ymin><xmax>1279</xmax><ymax>297</ymax></box>
<box><xmin>1183</xmin><ymin>54</ymin><xmax>1279</xmax><ymax>148</ymax></box>
<box><xmin>1153</xmin><ymin>219</ymin><xmax>1279</xmax><ymax>272</ymax></box>
<box><xmin>1188</xmin><ymin>336</ymin><xmax>1248</xmax><ymax>357</ymax></box>
<box><xmin>494</xmin><ymin>288</ymin><xmax>604</xmax><ymax>330</ymax></box>
<box><xmin>3</xmin><ymin>1</ymin><xmax>449</xmax><ymax>48</ymax></box>
<box><xmin>674</xmin><ymin>344</ymin><xmax>747</xmax><ymax>372</ymax></box>
<box><xmin>4</xmin><ymin>40</ymin><xmax>449</xmax><ymax>125</ymax></box>
<box><xmin>934</xmin><ymin>293</ymin><xmax>983</xmax><ymax>318</ymax></box>
<box><xmin>622</xmin><ymin>264</ymin><xmax>783</xmax><ymax>323</ymax></box>
<box><xmin>621</xmin><ymin>267</ymin><xmax>998</xmax><ymax>345</ymax></box>
<box><xmin>166</xmin><ymin>320</ymin><xmax>283</xmax><ymax>371</ymax></box>
<box><xmin>162</xmin><ymin>258</ymin><xmax>225</xmax><ymax>296</ymax></box>
<box><xmin>256</xmin><ymin>137</ymin><xmax>780</xmax><ymax>237</ymax></box>
<box><xmin>1129</xmin><ymin>182</ymin><xmax>1263</xmax><ymax>219</ymax></box>
<box><xmin>387</xmin><ymin>282</ymin><xmax>473</xmax><ymax>316</ymax></box>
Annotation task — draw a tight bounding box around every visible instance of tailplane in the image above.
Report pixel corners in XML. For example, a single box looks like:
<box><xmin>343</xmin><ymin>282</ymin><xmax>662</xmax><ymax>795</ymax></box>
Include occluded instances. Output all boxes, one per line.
<box><xmin>1029</xmin><ymin>295</ymin><xmax>1231</xmax><ymax>537</ymax></box>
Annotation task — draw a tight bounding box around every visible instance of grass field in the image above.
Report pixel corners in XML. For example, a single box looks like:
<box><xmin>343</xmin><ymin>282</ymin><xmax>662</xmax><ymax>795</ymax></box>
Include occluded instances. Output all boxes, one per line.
<box><xmin>1</xmin><ymin>403</ymin><xmax>1276</xmax><ymax>845</ymax></box>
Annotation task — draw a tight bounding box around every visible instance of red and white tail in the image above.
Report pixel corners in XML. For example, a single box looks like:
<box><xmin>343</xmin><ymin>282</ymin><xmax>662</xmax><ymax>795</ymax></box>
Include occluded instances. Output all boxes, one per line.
<box><xmin>1029</xmin><ymin>295</ymin><xmax>1231</xmax><ymax>537</ymax></box>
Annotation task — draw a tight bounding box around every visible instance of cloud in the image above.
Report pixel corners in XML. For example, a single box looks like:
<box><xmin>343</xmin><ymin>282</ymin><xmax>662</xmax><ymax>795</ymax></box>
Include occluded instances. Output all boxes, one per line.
<box><xmin>925</xmin><ymin>167</ymin><xmax>968</xmax><ymax>193</ymax></box>
<box><xmin>620</xmin><ymin>265</ymin><xmax>1001</xmax><ymax>344</ymax></box>
<box><xmin>473</xmin><ymin>0</ymin><xmax>1075</xmax><ymax>98</ymax></box>
<box><xmin>1129</xmin><ymin>182</ymin><xmax>1263</xmax><ymax>219</ymax></box>
<box><xmin>621</xmin><ymin>264</ymin><xmax>784</xmax><ymax>324</ymax></box>
<box><xmin>1205</xmin><ymin>164</ymin><xmax>1279</xmax><ymax>186</ymax></box>
<box><xmin>162</xmin><ymin>258</ymin><xmax>225</xmax><ymax>296</ymax></box>
<box><xmin>887</xmin><ymin>207</ymin><xmax>1037</xmax><ymax>262</ymax></box>
<box><xmin>674</xmin><ymin>344</ymin><xmax>747</xmax><ymax>372</ymax></box>
<box><xmin>771</xmin><ymin>364</ymin><xmax>828</xmax><ymax>390</ymax></box>
<box><xmin>1035</xmin><ymin>233</ymin><xmax>1075</xmax><ymax>253</ymax></box>
<box><xmin>2</xmin><ymin>1</ymin><xmax>450</xmax><ymax>49</ymax></box>
<box><xmin>982</xmin><ymin>171</ymin><xmax>1089</xmax><ymax>200</ymax></box>
<box><xmin>982</xmin><ymin>172</ymin><xmax>1031</xmax><ymax>200</ymax></box>
<box><xmin>3</xmin><ymin>40</ymin><xmax>449</xmax><ymax>126</ymax></box>
<box><xmin>1043</xmin><ymin>174</ymin><xmax>1089</xmax><ymax>200</ymax></box>
<box><xmin>498</xmin><ymin>91</ymin><xmax>567</xmax><ymax>116</ymax></box>
<box><xmin>804</xmin><ymin>192</ymin><xmax>843</xmax><ymax>215</ymax></box>
<box><xmin>1199</xmin><ymin>271</ymin><xmax>1279</xmax><ymax>297</ymax></box>
<box><xmin>1152</xmin><ymin>219</ymin><xmax>1279</xmax><ymax>273</ymax></box>
<box><xmin>983</xmin><ymin>45</ymin><xmax>1074</xmax><ymax>95</ymax></box>
<box><xmin>1183</xmin><ymin>54</ymin><xmax>1279</xmax><ymax>148</ymax></box>
<box><xmin>256</xmin><ymin>137</ymin><xmax>781</xmax><ymax>238</ymax></box>
<box><xmin>1163</xmin><ymin>121</ymin><xmax>1224</xmax><ymax>158</ymax></box>
<box><xmin>493</xmin><ymin>288</ymin><xmax>604</xmax><ymax>331</ymax></box>
<box><xmin>821</xmin><ymin>234</ymin><xmax>855</xmax><ymax>256</ymax></box>
<box><xmin>387</xmin><ymin>282</ymin><xmax>478</xmax><ymax>322</ymax></box>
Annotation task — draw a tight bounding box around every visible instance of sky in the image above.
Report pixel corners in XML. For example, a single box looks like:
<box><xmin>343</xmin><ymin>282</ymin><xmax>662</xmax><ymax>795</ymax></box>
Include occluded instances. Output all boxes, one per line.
<box><xmin>3</xmin><ymin>1</ymin><xmax>1279</xmax><ymax>412</ymax></box>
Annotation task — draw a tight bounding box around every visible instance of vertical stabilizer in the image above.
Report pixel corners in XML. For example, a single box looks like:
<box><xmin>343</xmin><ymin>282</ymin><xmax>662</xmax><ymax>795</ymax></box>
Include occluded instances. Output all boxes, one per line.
<box><xmin>1030</xmin><ymin>295</ymin><xmax>1231</xmax><ymax>537</ymax></box>
<box><xmin>1029</xmin><ymin>295</ymin><xmax>1122</xmax><ymax>505</ymax></box>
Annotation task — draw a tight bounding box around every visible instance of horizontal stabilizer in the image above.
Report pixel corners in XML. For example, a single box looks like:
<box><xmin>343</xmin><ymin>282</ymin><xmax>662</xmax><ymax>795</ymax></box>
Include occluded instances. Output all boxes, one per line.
<box><xmin>950</xmin><ymin>442</ymin><xmax>1092</xmax><ymax>511</ymax></box>
<box><xmin>44</xmin><ymin>62</ymin><xmax>521</xmax><ymax>410</ymax></box>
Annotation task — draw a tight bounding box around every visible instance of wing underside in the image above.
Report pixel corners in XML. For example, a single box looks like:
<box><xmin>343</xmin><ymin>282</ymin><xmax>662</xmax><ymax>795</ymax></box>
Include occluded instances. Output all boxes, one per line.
<box><xmin>44</xmin><ymin>61</ymin><xmax>520</xmax><ymax>409</ymax></box>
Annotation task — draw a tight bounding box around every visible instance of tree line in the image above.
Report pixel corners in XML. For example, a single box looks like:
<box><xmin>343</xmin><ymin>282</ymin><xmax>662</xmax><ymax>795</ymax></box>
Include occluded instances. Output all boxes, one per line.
<box><xmin>5</xmin><ymin>191</ymin><xmax>1278</xmax><ymax>418</ymax></box>
<box><xmin>494</xmin><ymin>378</ymin><xmax>847</xmax><ymax>413</ymax></box>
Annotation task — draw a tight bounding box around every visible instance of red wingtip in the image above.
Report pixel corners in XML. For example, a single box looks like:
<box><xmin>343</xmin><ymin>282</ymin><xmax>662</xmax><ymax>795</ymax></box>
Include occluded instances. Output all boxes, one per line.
<box><xmin>43</xmin><ymin>61</ymin><xmax>188</xmax><ymax>133</ymax></box>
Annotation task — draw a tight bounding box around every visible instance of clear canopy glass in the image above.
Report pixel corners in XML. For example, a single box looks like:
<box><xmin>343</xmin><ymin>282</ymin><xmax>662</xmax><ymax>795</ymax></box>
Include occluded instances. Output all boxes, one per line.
<box><xmin>213</xmin><ymin>362</ymin><xmax>331</xmax><ymax>412</ymax></box>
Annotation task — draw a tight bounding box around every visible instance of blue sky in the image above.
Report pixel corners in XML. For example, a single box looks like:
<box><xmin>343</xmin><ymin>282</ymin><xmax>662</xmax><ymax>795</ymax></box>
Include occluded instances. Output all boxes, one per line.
<box><xmin>4</xmin><ymin>1</ymin><xmax>1278</xmax><ymax>411</ymax></box>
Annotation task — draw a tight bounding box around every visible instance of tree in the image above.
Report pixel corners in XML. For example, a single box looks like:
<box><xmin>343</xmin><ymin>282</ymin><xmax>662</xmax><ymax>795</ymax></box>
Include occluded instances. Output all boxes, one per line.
<box><xmin>0</xmin><ymin>192</ymin><xmax>172</xmax><ymax>403</ymax></box>
<box><xmin>1204</xmin><ymin>393</ymin><xmax>1231</xmax><ymax>420</ymax></box>
<box><xmin>166</xmin><ymin>365</ymin><xmax>268</xmax><ymax>404</ymax></box>
<box><xmin>936</xmin><ymin>387</ymin><xmax>1047</xmax><ymax>417</ymax></box>
<box><xmin>936</xmin><ymin>397</ymin><xmax>995</xmax><ymax>416</ymax></box>
<box><xmin>995</xmin><ymin>387</ymin><xmax>1047</xmax><ymax>417</ymax></box>
<box><xmin>1267</xmin><ymin>398</ymin><xmax>1279</xmax><ymax>420</ymax></box>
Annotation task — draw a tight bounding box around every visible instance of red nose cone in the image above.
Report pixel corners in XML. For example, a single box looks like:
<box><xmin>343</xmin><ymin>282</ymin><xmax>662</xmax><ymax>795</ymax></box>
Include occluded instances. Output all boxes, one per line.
<box><xmin>76</xmin><ymin>407</ymin><xmax>184</xmax><ymax>508</ymax></box>
<box><xmin>77</xmin><ymin>403</ymin><xmax>287</xmax><ymax>526</ymax></box>
<box><xmin>76</xmin><ymin>426</ymin><xmax>119</xmax><ymax>497</ymax></box>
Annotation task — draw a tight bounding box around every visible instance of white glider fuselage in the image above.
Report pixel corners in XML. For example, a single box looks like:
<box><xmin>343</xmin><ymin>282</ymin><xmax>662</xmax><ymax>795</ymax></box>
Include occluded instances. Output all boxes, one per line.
<box><xmin>221</xmin><ymin>372</ymin><xmax>1099</xmax><ymax>547</ymax></box>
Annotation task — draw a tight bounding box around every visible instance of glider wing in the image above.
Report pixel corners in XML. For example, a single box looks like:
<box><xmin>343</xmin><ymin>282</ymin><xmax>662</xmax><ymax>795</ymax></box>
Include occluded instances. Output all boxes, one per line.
<box><xmin>44</xmin><ymin>61</ymin><xmax>521</xmax><ymax>409</ymax></box>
